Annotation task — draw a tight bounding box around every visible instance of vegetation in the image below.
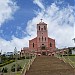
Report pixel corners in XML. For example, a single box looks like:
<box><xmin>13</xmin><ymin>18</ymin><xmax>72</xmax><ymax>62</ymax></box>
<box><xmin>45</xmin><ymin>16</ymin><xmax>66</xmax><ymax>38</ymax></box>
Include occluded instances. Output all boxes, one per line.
<box><xmin>0</xmin><ymin>53</ymin><xmax>33</xmax><ymax>67</ymax></box>
<box><xmin>0</xmin><ymin>60</ymin><xmax>15</xmax><ymax>67</ymax></box>
<box><xmin>0</xmin><ymin>58</ymin><xmax>29</xmax><ymax>75</ymax></box>
<box><xmin>0</xmin><ymin>54</ymin><xmax>15</xmax><ymax>67</ymax></box>
<box><xmin>11</xmin><ymin>64</ymin><xmax>22</xmax><ymax>72</ymax></box>
<box><xmin>0</xmin><ymin>52</ymin><xmax>34</xmax><ymax>75</ymax></box>
<box><xmin>2</xmin><ymin>67</ymin><xmax>8</xmax><ymax>73</ymax></box>
<box><xmin>64</xmin><ymin>55</ymin><xmax>75</xmax><ymax>62</ymax></box>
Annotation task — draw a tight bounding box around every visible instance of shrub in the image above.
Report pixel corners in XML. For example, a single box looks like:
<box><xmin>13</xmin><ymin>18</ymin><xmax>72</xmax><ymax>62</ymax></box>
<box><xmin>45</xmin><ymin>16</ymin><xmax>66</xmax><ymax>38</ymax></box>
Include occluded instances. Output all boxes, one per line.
<box><xmin>21</xmin><ymin>56</ymin><xmax>25</xmax><ymax>59</ymax></box>
<box><xmin>2</xmin><ymin>67</ymin><xmax>8</xmax><ymax>73</ymax></box>
<box><xmin>0</xmin><ymin>60</ymin><xmax>15</xmax><ymax>67</ymax></box>
<box><xmin>11</xmin><ymin>64</ymin><xmax>22</xmax><ymax>72</ymax></box>
<box><xmin>63</xmin><ymin>54</ymin><xmax>75</xmax><ymax>56</ymax></box>
<box><xmin>17</xmin><ymin>64</ymin><xmax>22</xmax><ymax>71</ymax></box>
<box><xmin>69</xmin><ymin>54</ymin><xmax>75</xmax><ymax>56</ymax></box>
<box><xmin>26</xmin><ymin>56</ymin><xmax>32</xmax><ymax>59</ymax></box>
<box><xmin>11</xmin><ymin>66</ymin><xmax>15</xmax><ymax>72</ymax></box>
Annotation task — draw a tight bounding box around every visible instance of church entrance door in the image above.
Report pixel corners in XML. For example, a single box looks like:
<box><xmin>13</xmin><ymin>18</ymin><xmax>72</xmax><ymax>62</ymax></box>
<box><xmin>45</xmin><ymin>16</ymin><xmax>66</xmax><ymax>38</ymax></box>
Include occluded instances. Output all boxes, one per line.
<box><xmin>42</xmin><ymin>52</ymin><xmax>46</xmax><ymax>55</ymax></box>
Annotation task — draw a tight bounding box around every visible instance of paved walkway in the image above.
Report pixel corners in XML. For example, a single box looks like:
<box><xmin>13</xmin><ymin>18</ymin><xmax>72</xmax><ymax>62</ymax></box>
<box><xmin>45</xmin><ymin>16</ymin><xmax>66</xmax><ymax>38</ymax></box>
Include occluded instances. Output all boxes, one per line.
<box><xmin>26</xmin><ymin>56</ymin><xmax>75</xmax><ymax>75</ymax></box>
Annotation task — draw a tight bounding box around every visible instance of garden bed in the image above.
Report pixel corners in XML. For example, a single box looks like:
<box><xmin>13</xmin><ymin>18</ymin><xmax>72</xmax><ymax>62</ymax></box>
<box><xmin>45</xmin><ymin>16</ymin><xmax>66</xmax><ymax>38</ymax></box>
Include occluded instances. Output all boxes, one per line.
<box><xmin>0</xmin><ymin>59</ymin><xmax>29</xmax><ymax>75</ymax></box>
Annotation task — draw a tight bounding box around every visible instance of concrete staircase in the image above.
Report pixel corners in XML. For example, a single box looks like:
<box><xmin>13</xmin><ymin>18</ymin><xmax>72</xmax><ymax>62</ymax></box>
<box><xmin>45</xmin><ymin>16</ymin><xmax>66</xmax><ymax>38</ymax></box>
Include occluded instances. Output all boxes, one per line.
<box><xmin>26</xmin><ymin>56</ymin><xmax>75</xmax><ymax>75</ymax></box>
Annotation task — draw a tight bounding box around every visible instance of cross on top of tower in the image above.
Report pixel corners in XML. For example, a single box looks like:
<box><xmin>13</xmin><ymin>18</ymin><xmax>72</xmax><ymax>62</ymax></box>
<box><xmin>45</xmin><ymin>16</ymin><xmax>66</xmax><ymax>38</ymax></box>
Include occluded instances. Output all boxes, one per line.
<box><xmin>39</xmin><ymin>19</ymin><xmax>46</xmax><ymax>24</ymax></box>
<box><xmin>40</xmin><ymin>19</ymin><xmax>43</xmax><ymax>22</ymax></box>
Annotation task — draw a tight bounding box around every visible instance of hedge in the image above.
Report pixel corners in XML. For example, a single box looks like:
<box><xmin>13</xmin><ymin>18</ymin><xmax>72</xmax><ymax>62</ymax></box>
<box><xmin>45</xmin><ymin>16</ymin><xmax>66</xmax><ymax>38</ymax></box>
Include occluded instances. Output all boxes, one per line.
<box><xmin>11</xmin><ymin>64</ymin><xmax>22</xmax><ymax>72</ymax></box>
<box><xmin>0</xmin><ymin>60</ymin><xmax>15</xmax><ymax>67</ymax></box>
<box><xmin>63</xmin><ymin>54</ymin><xmax>75</xmax><ymax>56</ymax></box>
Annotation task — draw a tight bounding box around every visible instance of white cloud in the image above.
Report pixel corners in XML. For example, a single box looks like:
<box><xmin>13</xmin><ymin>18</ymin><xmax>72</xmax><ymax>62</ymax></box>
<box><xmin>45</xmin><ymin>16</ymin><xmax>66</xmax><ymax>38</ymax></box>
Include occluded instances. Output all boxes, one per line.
<box><xmin>33</xmin><ymin>0</ymin><xmax>45</xmax><ymax>10</ymax></box>
<box><xmin>0</xmin><ymin>0</ymin><xmax>75</xmax><ymax>53</ymax></box>
<box><xmin>26</xmin><ymin>1</ymin><xmax>75</xmax><ymax>48</ymax></box>
<box><xmin>0</xmin><ymin>0</ymin><xmax>19</xmax><ymax>26</ymax></box>
<box><xmin>74</xmin><ymin>23</ymin><xmax>75</xmax><ymax>37</ymax></box>
<box><xmin>0</xmin><ymin>36</ymin><xmax>30</xmax><ymax>53</ymax></box>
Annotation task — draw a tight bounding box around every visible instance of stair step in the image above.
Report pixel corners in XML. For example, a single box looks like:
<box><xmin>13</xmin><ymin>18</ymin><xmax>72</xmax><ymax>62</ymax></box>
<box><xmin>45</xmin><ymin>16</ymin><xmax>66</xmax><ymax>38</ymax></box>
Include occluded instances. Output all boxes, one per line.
<box><xmin>26</xmin><ymin>56</ymin><xmax>75</xmax><ymax>75</ymax></box>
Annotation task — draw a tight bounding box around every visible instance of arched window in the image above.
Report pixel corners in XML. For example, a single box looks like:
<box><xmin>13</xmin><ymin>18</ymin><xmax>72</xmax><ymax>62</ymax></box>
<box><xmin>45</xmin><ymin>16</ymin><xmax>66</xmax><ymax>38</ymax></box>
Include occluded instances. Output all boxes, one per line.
<box><xmin>50</xmin><ymin>43</ymin><xmax>52</xmax><ymax>47</ymax></box>
<box><xmin>44</xmin><ymin>26</ymin><xmax>46</xmax><ymax>30</ymax></box>
<box><xmin>45</xmin><ymin>37</ymin><xmax>46</xmax><ymax>41</ymax></box>
<box><xmin>41</xmin><ymin>28</ymin><xmax>43</xmax><ymax>31</ymax></box>
<box><xmin>39</xmin><ymin>26</ymin><xmax>40</xmax><ymax>30</ymax></box>
<box><xmin>42</xmin><ymin>36</ymin><xmax>43</xmax><ymax>41</ymax></box>
<box><xmin>33</xmin><ymin>43</ymin><xmax>34</xmax><ymax>48</ymax></box>
<box><xmin>42</xmin><ymin>44</ymin><xmax>44</xmax><ymax>45</ymax></box>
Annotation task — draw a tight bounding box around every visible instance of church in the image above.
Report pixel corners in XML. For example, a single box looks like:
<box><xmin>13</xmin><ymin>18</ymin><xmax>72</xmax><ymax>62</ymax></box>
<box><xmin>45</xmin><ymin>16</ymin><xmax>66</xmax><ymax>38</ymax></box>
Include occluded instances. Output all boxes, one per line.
<box><xmin>21</xmin><ymin>20</ymin><xmax>56</xmax><ymax>56</ymax></box>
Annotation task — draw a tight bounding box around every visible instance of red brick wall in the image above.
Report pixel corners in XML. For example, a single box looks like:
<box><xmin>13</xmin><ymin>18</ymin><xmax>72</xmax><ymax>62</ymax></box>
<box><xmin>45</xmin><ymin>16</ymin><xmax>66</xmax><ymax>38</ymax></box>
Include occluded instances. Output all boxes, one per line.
<box><xmin>29</xmin><ymin>38</ymin><xmax>37</xmax><ymax>50</ymax></box>
<box><xmin>29</xmin><ymin>21</ymin><xmax>56</xmax><ymax>53</ymax></box>
<box><xmin>48</xmin><ymin>38</ymin><xmax>55</xmax><ymax>52</ymax></box>
<box><xmin>37</xmin><ymin>22</ymin><xmax>48</xmax><ymax>48</ymax></box>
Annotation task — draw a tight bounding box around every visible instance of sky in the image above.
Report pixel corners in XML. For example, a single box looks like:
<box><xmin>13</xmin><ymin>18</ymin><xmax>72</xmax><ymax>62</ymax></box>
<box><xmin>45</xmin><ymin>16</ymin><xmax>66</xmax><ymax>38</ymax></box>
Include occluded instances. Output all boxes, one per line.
<box><xmin>0</xmin><ymin>0</ymin><xmax>75</xmax><ymax>53</ymax></box>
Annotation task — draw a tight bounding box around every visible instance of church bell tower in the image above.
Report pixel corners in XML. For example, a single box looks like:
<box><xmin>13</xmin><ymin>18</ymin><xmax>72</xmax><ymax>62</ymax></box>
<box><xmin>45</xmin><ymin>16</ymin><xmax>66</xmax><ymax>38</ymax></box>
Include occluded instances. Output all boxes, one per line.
<box><xmin>37</xmin><ymin>19</ymin><xmax>48</xmax><ymax>49</ymax></box>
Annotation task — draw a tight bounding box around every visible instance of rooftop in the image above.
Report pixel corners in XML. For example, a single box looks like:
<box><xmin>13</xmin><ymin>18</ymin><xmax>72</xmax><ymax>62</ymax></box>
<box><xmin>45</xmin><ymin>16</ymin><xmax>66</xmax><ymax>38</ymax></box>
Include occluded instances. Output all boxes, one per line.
<box><xmin>38</xmin><ymin>19</ymin><xmax>47</xmax><ymax>25</ymax></box>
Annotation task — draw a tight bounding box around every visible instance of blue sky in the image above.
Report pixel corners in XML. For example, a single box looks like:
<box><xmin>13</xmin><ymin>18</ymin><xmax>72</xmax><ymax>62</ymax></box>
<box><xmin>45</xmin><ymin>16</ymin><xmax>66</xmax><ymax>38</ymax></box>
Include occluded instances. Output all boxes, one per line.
<box><xmin>0</xmin><ymin>0</ymin><xmax>74</xmax><ymax>40</ymax></box>
<box><xmin>0</xmin><ymin>0</ymin><xmax>75</xmax><ymax>53</ymax></box>
<box><xmin>0</xmin><ymin>0</ymin><xmax>36</xmax><ymax>40</ymax></box>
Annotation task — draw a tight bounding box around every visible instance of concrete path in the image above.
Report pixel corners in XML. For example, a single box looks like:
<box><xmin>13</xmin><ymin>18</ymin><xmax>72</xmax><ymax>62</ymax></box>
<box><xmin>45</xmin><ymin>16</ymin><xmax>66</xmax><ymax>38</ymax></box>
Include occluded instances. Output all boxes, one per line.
<box><xmin>26</xmin><ymin>56</ymin><xmax>75</xmax><ymax>75</ymax></box>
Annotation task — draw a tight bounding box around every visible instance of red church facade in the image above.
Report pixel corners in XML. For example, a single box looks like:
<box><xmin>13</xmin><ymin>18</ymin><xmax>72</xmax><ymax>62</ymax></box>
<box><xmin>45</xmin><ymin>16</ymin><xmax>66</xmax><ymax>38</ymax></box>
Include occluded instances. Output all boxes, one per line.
<box><xmin>20</xmin><ymin>20</ymin><xmax>56</xmax><ymax>56</ymax></box>
<box><xmin>29</xmin><ymin>20</ymin><xmax>56</xmax><ymax>55</ymax></box>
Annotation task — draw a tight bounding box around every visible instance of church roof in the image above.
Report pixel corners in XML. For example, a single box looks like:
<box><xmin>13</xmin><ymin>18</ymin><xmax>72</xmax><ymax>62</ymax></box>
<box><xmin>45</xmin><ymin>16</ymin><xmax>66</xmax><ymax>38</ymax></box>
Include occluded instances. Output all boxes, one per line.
<box><xmin>37</xmin><ymin>19</ymin><xmax>47</xmax><ymax>25</ymax></box>
<box><xmin>29</xmin><ymin>37</ymin><xmax>37</xmax><ymax>41</ymax></box>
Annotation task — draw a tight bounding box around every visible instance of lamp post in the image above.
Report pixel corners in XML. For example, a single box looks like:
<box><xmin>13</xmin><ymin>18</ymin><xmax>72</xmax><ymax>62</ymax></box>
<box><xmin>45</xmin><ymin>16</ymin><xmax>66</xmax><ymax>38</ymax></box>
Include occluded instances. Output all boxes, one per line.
<box><xmin>14</xmin><ymin>47</ymin><xmax>18</xmax><ymax>75</ymax></box>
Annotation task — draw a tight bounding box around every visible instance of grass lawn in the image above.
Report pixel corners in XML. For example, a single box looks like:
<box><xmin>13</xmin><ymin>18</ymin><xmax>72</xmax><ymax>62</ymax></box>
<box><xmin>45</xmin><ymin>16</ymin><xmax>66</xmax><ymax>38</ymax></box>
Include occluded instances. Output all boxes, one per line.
<box><xmin>64</xmin><ymin>56</ymin><xmax>75</xmax><ymax>62</ymax></box>
<box><xmin>63</xmin><ymin>56</ymin><xmax>75</xmax><ymax>67</ymax></box>
<box><xmin>0</xmin><ymin>59</ymin><xmax>29</xmax><ymax>75</ymax></box>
